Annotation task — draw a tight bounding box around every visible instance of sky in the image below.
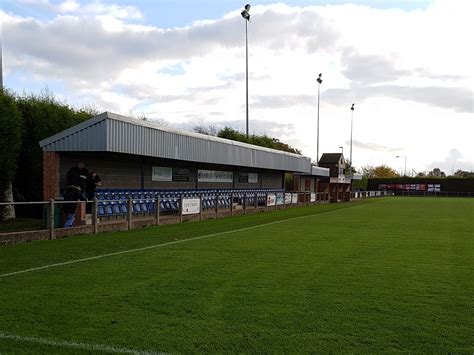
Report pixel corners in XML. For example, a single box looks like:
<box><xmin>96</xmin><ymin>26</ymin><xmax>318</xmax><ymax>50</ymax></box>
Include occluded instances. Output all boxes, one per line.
<box><xmin>1</xmin><ymin>0</ymin><xmax>473</xmax><ymax>174</ymax></box>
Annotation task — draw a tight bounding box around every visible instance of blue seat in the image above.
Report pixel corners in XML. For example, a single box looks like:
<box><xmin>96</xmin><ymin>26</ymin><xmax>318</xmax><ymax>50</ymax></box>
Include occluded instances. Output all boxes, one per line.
<box><xmin>105</xmin><ymin>204</ymin><xmax>113</xmax><ymax>216</ymax></box>
<box><xmin>113</xmin><ymin>204</ymin><xmax>121</xmax><ymax>215</ymax></box>
<box><xmin>133</xmin><ymin>203</ymin><xmax>141</xmax><ymax>213</ymax></box>
<box><xmin>148</xmin><ymin>202</ymin><xmax>155</xmax><ymax>213</ymax></box>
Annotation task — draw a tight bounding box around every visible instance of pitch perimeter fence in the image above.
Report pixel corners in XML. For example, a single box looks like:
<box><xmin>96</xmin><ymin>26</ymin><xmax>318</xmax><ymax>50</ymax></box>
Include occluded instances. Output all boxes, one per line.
<box><xmin>0</xmin><ymin>191</ymin><xmax>390</xmax><ymax>245</ymax></box>
<box><xmin>392</xmin><ymin>191</ymin><xmax>474</xmax><ymax>197</ymax></box>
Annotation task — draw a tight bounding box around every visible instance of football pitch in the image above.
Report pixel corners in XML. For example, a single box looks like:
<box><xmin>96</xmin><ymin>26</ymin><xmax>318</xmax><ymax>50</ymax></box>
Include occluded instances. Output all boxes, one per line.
<box><xmin>0</xmin><ymin>197</ymin><xmax>473</xmax><ymax>353</ymax></box>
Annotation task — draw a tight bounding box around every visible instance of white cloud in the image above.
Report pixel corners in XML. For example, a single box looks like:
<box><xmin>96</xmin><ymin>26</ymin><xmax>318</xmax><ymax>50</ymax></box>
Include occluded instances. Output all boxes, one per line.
<box><xmin>17</xmin><ymin>0</ymin><xmax>142</xmax><ymax>19</ymax></box>
<box><xmin>3</xmin><ymin>0</ymin><xmax>473</xmax><ymax>172</ymax></box>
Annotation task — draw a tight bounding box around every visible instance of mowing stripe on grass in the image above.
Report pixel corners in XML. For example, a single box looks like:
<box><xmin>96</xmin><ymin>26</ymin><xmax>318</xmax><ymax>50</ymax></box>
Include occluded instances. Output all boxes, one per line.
<box><xmin>0</xmin><ymin>201</ymin><xmax>383</xmax><ymax>279</ymax></box>
<box><xmin>0</xmin><ymin>332</ymin><xmax>160</xmax><ymax>354</ymax></box>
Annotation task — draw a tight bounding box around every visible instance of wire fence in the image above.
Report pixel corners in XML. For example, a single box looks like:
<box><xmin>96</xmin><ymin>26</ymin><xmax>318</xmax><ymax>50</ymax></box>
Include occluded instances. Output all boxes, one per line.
<box><xmin>0</xmin><ymin>190</ymin><xmax>394</xmax><ymax>244</ymax></box>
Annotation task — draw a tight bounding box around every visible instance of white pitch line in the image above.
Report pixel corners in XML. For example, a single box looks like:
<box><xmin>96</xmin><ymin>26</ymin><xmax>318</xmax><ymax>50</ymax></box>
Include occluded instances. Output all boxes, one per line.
<box><xmin>0</xmin><ymin>201</ymin><xmax>383</xmax><ymax>279</ymax></box>
<box><xmin>0</xmin><ymin>332</ymin><xmax>160</xmax><ymax>354</ymax></box>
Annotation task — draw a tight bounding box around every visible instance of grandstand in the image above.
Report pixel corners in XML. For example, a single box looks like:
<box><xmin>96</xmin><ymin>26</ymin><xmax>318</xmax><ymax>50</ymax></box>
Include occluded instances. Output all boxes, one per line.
<box><xmin>39</xmin><ymin>112</ymin><xmax>330</xmax><ymax>226</ymax></box>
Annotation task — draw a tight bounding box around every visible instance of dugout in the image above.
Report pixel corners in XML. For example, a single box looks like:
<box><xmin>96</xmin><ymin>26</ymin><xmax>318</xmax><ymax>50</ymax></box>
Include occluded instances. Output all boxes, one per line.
<box><xmin>39</xmin><ymin>112</ymin><xmax>315</xmax><ymax>223</ymax></box>
<box><xmin>292</xmin><ymin>165</ymin><xmax>330</xmax><ymax>202</ymax></box>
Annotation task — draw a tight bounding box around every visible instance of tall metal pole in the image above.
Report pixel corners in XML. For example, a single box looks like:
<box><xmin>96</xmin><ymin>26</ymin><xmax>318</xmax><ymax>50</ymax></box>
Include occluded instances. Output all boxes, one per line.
<box><xmin>350</xmin><ymin>103</ymin><xmax>354</xmax><ymax>167</ymax></box>
<box><xmin>241</xmin><ymin>4</ymin><xmax>251</xmax><ymax>138</ymax></box>
<box><xmin>396</xmin><ymin>155</ymin><xmax>407</xmax><ymax>176</ymax></box>
<box><xmin>316</xmin><ymin>73</ymin><xmax>322</xmax><ymax>165</ymax></box>
<box><xmin>245</xmin><ymin>19</ymin><xmax>249</xmax><ymax>138</ymax></box>
<box><xmin>0</xmin><ymin>2</ymin><xmax>3</xmax><ymax>90</ymax></box>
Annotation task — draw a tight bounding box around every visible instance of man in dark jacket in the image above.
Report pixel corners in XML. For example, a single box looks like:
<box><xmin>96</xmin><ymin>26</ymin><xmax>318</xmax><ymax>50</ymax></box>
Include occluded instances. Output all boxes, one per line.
<box><xmin>66</xmin><ymin>161</ymin><xmax>89</xmax><ymax>199</ymax></box>
<box><xmin>63</xmin><ymin>185</ymin><xmax>85</xmax><ymax>228</ymax></box>
<box><xmin>86</xmin><ymin>171</ymin><xmax>102</xmax><ymax>200</ymax></box>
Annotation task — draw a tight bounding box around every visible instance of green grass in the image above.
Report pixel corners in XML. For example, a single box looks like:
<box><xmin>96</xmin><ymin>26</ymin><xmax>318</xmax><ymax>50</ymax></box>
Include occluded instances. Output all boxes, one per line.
<box><xmin>0</xmin><ymin>198</ymin><xmax>473</xmax><ymax>353</ymax></box>
<box><xmin>0</xmin><ymin>218</ymin><xmax>43</xmax><ymax>233</ymax></box>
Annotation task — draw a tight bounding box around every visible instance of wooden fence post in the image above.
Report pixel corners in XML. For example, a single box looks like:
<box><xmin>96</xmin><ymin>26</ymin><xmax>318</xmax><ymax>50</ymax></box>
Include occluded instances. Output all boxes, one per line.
<box><xmin>199</xmin><ymin>195</ymin><xmax>203</xmax><ymax>221</ymax></box>
<box><xmin>243</xmin><ymin>193</ymin><xmax>247</xmax><ymax>215</ymax></box>
<box><xmin>127</xmin><ymin>197</ymin><xmax>133</xmax><ymax>230</ymax></box>
<box><xmin>155</xmin><ymin>196</ymin><xmax>160</xmax><ymax>225</ymax></box>
<box><xmin>92</xmin><ymin>197</ymin><xmax>98</xmax><ymax>234</ymax></box>
<box><xmin>49</xmin><ymin>199</ymin><xmax>56</xmax><ymax>240</ymax></box>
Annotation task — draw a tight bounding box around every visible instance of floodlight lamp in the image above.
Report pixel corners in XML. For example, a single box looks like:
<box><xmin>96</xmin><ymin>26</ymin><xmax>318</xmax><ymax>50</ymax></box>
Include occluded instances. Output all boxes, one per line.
<box><xmin>351</xmin><ymin>103</ymin><xmax>355</xmax><ymax>111</ymax></box>
<box><xmin>317</xmin><ymin>73</ymin><xmax>322</xmax><ymax>84</ymax></box>
<box><xmin>241</xmin><ymin>4</ymin><xmax>251</xmax><ymax>21</ymax></box>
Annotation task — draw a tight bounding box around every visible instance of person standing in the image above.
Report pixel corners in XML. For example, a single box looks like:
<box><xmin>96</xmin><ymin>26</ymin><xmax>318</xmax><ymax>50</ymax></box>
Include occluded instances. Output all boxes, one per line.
<box><xmin>86</xmin><ymin>171</ymin><xmax>102</xmax><ymax>200</ymax></box>
<box><xmin>63</xmin><ymin>185</ymin><xmax>85</xmax><ymax>228</ymax></box>
<box><xmin>67</xmin><ymin>161</ymin><xmax>89</xmax><ymax>199</ymax></box>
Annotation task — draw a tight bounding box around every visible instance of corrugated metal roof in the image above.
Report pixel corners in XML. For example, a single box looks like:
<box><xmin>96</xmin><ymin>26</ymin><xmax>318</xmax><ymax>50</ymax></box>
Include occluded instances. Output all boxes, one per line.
<box><xmin>311</xmin><ymin>166</ymin><xmax>330</xmax><ymax>177</ymax></box>
<box><xmin>39</xmin><ymin>112</ymin><xmax>312</xmax><ymax>173</ymax></box>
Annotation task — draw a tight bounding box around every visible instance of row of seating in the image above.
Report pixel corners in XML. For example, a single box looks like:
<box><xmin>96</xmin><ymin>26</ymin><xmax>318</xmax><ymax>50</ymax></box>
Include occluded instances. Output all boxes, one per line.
<box><xmin>96</xmin><ymin>189</ymin><xmax>283</xmax><ymax>218</ymax></box>
<box><xmin>95</xmin><ymin>188</ymin><xmax>283</xmax><ymax>201</ymax></box>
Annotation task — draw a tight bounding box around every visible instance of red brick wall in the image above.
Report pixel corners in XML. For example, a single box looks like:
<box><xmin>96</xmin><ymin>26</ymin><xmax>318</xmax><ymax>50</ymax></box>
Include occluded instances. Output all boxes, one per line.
<box><xmin>43</xmin><ymin>152</ymin><xmax>60</xmax><ymax>200</ymax></box>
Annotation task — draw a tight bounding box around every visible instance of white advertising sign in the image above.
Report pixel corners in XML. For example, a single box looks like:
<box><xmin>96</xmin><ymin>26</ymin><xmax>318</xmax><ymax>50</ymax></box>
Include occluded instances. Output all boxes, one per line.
<box><xmin>266</xmin><ymin>194</ymin><xmax>276</xmax><ymax>206</ymax></box>
<box><xmin>291</xmin><ymin>193</ymin><xmax>298</xmax><ymax>204</ymax></box>
<box><xmin>284</xmin><ymin>193</ymin><xmax>292</xmax><ymax>204</ymax></box>
<box><xmin>310</xmin><ymin>193</ymin><xmax>316</xmax><ymax>202</ymax></box>
<box><xmin>152</xmin><ymin>166</ymin><xmax>172</xmax><ymax>182</ymax></box>
<box><xmin>198</xmin><ymin>170</ymin><xmax>233</xmax><ymax>183</ymax></box>
<box><xmin>276</xmin><ymin>193</ymin><xmax>284</xmax><ymax>205</ymax></box>
<box><xmin>182</xmin><ymin>198</ymin><xmax>201</xmax><ymax>215</ymax></box>
<box><xmin>248</xmin><ymin>173</ymin><xmax>258</xmax><ymax>183</ymax></box>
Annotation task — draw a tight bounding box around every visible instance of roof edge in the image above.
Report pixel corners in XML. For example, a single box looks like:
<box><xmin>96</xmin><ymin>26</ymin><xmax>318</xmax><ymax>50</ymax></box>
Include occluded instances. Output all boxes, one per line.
<box><xmin>39</xmin><ymin>112</ymin><xmax>108</xmax><ymax>148</ymax></box>
<box><xmin>104</xmin><ymin>112</ymin><xmax>309</xmax><ymax>160</ymax></box>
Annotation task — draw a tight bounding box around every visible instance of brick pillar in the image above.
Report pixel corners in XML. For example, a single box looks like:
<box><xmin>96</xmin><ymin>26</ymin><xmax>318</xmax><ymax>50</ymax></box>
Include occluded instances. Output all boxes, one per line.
<box><xmin>292</xmin><ymin>174</ymin><xmax>300</xmax><ymax>192</ymax></box>
<box><xmin>43</xmin><ymin>151</ymin><xmax>60</xmax><ymax>200</ymax></box>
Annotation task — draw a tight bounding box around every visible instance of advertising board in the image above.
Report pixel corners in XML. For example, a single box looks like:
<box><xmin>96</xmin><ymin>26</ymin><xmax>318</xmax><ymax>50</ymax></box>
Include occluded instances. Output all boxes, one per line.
<box><xmin>152</xmin><ymin>166</ymin><xmax>172</xmax><ymax>182</ymax></box>
<box><xmin>276</xmin><ymin>193</ymin><xmax>284</xmax><ymax>205</ymax></box>
<box><xmin>182</xmin><ymin>198</ymin><xmax>200</xmax><ymax>215</ymax></box>
<box><xmin>266</xmin><ymin>194</ymin><xmax>276</xmax><ymax>206</ymax></box>
<box><xmin>197</xmin><ymin>170</ymin><xmax>233</xmax><ymax>183</ymax></box>
<box><xmin>291</xmin><ymin>193</ymin><xmax>298</xmax><ymax>204</ymax></box>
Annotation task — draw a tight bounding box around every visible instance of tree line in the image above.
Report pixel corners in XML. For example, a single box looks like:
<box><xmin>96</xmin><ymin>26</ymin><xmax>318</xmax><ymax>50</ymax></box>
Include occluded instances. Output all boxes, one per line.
<box><xmin>0</xmin><ymin>89</ymin><xmax>95</xmax><ymax>219</ymax></box>
<box><xmin>194</xmin><ymin>125</ymin><xmax>302</xmax><ymax>155</ymax></box>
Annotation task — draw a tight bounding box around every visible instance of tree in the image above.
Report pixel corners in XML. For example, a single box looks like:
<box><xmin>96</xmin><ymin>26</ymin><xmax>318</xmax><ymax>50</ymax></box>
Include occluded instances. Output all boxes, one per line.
<box><xmin>452</xmin><ymin>170</ymin><xmax>474</xmax><ymax>178</ymax></box>
<box><xmin>344</xmin><ymin>159</ymin><xmax>357</xmax><ymax>175</ymax></box>
<box><xmin>216</xmin><ymin>126</ymin><xmax>301</xmax><ymax>155</ymax></box>
<box><xmin>427</xmin><ymin>168</ymin><xmax>446</xmax><ymax>178</ymax></box>
<box><xmin>0</xmin><ymin>90</ymin><xmax>23</xmax><ymax>220</ymax></box>
<box><xmin>193</xmin><ymin>125</ymin><xmax>218</xmax><ymax>136</ymax></box>
<box><xmin>14</xmin><ymin>90</ymin><xmax>95</xmax><ymax>204</ymax></box>
<box><xmin>362</xmin><ymin>165</ymin><xmax>400</xmax><ymax>178</ymax></box>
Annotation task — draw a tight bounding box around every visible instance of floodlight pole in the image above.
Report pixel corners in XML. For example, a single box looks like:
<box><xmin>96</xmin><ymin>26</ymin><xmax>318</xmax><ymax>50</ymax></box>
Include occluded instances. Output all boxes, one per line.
<box><xmin>396</xmin><ymin>155</ymin><xmax>407</xmax><ymax>176</ymax></box>
<box><xmin>316</xmin><ymin>73</ymin><xmax>323</xmax><ymax>165</ymax></box>
<box><xmin>350</xmin><ymin>103</ymin><xmax>355</xmax><ymax>167</ymax></box>
<box><xmin>0</xmin><ymin>6</ymin><xmax>3</xmax><ymax>89</ymax></box>
<box><xmin>241</xmin><ymin>4</ymin><xmax>251</xmax><ymax>138</ymax></box>
<box><xmin>245</xmin><ymin>18</ymin><xmax>249</xmax><ymax>138</ymax></box>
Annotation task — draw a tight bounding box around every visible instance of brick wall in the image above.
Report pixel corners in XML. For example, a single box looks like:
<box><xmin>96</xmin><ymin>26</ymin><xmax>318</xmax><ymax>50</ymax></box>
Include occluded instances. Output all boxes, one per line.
<box><xmin>59</xmin><ymin>152</ymin><xmax>284</xmax><ymax>191</ymax></box>
<box><xmin>43</xmin><ymin>151</ymin><xmax>60</xmax><ymax>200</ymax></box>
<box><xmin>261</xmin><ymin>171</ymin><xmax>284</xmax><ymax>189</ymax></box>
